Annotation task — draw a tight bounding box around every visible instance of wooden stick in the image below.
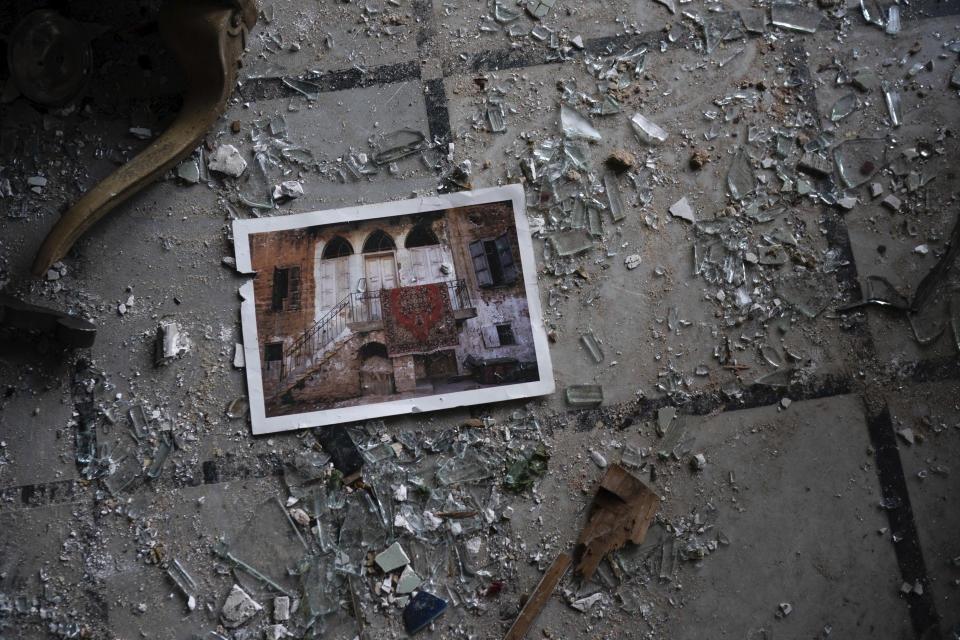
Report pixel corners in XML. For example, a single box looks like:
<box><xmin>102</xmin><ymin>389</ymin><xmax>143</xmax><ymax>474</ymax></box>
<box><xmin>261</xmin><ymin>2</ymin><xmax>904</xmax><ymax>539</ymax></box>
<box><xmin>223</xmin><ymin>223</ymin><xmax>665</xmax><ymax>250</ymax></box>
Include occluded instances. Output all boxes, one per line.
<box><xmin>504</xmin><ymin>551</ymin><xmax>572</xmax><ymax>640</ymax></box>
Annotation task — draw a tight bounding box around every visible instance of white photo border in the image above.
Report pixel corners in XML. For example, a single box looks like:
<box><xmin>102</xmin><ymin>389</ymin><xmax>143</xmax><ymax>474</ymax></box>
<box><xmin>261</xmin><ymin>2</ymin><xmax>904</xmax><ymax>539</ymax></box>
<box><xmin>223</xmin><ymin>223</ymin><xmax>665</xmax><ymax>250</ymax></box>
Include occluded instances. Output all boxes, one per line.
<box><xmin>233</xmin><ymin>184</ymin><xmax>555</xmax><ymax>434</ymax></box>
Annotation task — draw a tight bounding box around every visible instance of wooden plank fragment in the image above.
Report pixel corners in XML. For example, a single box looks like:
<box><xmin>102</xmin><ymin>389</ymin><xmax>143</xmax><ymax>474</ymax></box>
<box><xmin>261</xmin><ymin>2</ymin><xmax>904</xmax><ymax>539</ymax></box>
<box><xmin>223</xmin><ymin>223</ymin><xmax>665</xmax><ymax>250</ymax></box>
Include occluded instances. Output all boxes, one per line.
<box><xmin>504</xmin><ymin>551</ymin><xmax>572</xmax><ymax>640</ymax></box>
<box><xmin>574</xmin><ymin>464</ymin><xmax>660</xmax><ymax>581</ymax></box>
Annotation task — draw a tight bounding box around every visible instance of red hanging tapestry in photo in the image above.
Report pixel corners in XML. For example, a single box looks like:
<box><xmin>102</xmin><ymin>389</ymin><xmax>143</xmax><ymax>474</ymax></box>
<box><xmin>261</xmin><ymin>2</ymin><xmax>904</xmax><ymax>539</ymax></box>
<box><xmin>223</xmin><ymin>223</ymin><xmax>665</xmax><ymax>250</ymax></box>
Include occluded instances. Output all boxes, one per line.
<box><xmin>380</xmin><ymin>283</ymin><xmax>460</xmax><ymax>357</ymax></box>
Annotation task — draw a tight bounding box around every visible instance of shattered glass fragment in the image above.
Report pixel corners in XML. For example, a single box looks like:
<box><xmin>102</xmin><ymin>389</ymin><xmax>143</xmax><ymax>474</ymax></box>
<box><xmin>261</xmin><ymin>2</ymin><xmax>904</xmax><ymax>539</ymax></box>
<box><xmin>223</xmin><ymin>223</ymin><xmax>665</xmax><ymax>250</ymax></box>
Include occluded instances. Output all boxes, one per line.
<box><xmin>833</xmin><ymin>138</ymin><xmax>887</xmax><ymax>187</ymax></box>
<box><xmin>372</xmin><ymin>129</ymin><xmax>426</xmax><ymax>165</ymax></box>
<box><xmin>104</xmin><ymin>451</ymin><xmax>140</xmax><ymax>495</ymax></box>
<box><xmin>560</xmin><ymin>105</ymin><xmax>602</xmax><ymax>141</ymax></box>
<box><xmin>882</xmin><ymin>83</ymin><xmax>902</xmax><ymax>127</ymax></box>
<box><xmin>525</xmin><ymin>0</ymin><xmax>555</xmax><ymax>19</ymax></box>
<box><xmin>603</xmin><ymin>173</ymin><xmax>626</xmax><ymax>222</ymax></box>
<box><xmin>593</xmin><ymin>94</ymin><xmax>622</xmax><ymax>116</ymax></box>
<box><xmin>620</xmin><ymin>444</ymin><xmax>645</xmax><ymax>469</ymax></box>
<box><xmin>548</xmin><ymin>230</ymin><xmax>596</xmax><ymax>256</ymax></box>
<box><xmin>587</xmin><ymin>205</ymin><xmax>603</xmax><ymax>237</ymax></box>
<box><xmin>629</xmin><ymin>113</ymin><xmax>668</xmax><ymax>145</ymax></box>
<box><xmin>494</xmin><ymin>1</ymin><xmax>522</xmax><ymax>23</ymax></box>
<box><xmin>75</xmin><ymin>430</ymin><xmax>95</xmax><ymax>465</ymax></box>
<box><xmin>860</xmin><ymin>0</ymin><xmax>885</xmax><ymax>26</ymax></box>
<box><xmin>776</xmin><ymin>132</ymin><xmax>794</xmax><ymax>158</ymax></box>
<box><xmin>727</xmin><ymin>148</ymin><xmax>756</xmax><ymax>200</ymax></box>
<box><xmin>128</xmin><ymin>405</ymin><xmax>149</xmax><ymax>440</ymax></box>
<box><xmin>776</xmin><ymin>272</ymin><xmax>838</xmax><ymax>318</ymax></box>
<box><xmin>566</xmin><ymin>384</ymin><xmax>603</xmax><ymax>407</ymax></box>
<box><xmin>167</xmin><ymin>558</ymin><xmax>198</xmax><ymax>610</ymax></box>
<box><xmin>829</xmin><ymin>94</ymin><xmax>858</xmax><ymax>122</ymax></box>
<box><xmin>435</xmin><ymin>447</ymin><xmax>494</xmax><ymax>485</ymax></box>
<box><xmin>487</xmin><ymin>107</ymin><xmax>505</xmax><ymax>133</ymax></box>
<box><xmin>176</xmin><ymin>158</ymin><xmax>200</xmax><ymax>184</ymax></box>
<box><xmin>754</xmin><ymin>368</ymin><xmax>795</xmax><ymax>387</ymax></box>
<box><xmin>239</xmin><ymin>152</ymin><xmax>274</xmax><ymax>210</ymax></box>
<box><xmin>885</xmin><ymin>5</ymin><xmax>900</xmax><ymax>34</ymax></box>
<box><xmin>580</xmin><ymin>330</ymin><xmax>605</xmax><ymax>363</ymax></box>
<box><xmin>739</xmin><ymin>8</ymin><xmax>767</xmax><ymax>33</ymax></box>
<box><xmin>703</xmin><ymin>12</ymin><xmax>745</xmax><ymax>54</ymax></box>
<box><xmin>908</xmin><ymin>297</ymin><xmax>948</xmax><ymax>345</ymax></box>
<box><xmin>146</xmin><ymin>435</ymin><xmax>172</xmax><ymax>479</ymax></box>
<box><xmin>301</xmin><ymin>555</ymin><xmax>341</xmax><ymax>616</ymax></box>
<box><xmin>951</xmin><ymin>65</ymin><xmax>960</xmax><ymax>89</ymax></box>
<box><xmin>503</xmin><ymin>445</ymin><xmax>550</xmax><ymax>492</ymax></box>
<box><xmin>226</xmin><ymin>397</ymin><xmax>249</xmax><ymax>419</ymax></box>
<box><xmin>657</xmin><ymin>406</ymin><xmax>676</xmax><ymax>434</ymax></box>
<box><xmin>224</xmin><ymin>497</ymin><xmax>309</xmax><ymax>596</ymax></box>
<box><xmin>282</xmin><ymin>77</ymin><xmax>321</xmax><ymax>101</ymax></box>
<box><xmin>771</xmin><ymin>2</ymin><xmax>821</xmax><ymax>33</ymax></box>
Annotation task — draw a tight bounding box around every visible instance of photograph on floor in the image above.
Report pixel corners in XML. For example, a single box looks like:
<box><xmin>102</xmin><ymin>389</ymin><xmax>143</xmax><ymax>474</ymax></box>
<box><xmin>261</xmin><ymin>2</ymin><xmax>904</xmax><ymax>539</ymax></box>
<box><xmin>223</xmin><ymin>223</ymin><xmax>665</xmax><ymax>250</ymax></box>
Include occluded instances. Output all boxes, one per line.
<box><xmin>234</xmin><ymin>185</ymin><xmax>554</xmax><ymax>434</ymax></box>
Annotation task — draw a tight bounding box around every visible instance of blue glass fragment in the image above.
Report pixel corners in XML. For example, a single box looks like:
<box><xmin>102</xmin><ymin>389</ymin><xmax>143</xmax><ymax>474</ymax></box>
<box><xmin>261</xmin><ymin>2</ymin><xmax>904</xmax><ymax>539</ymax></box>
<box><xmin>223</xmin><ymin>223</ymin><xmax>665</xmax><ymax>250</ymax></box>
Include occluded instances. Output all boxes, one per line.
<box><xmin>403</xmin><ymin>591</ymin><xmax>447</xmax><ymax>634</ymax></box>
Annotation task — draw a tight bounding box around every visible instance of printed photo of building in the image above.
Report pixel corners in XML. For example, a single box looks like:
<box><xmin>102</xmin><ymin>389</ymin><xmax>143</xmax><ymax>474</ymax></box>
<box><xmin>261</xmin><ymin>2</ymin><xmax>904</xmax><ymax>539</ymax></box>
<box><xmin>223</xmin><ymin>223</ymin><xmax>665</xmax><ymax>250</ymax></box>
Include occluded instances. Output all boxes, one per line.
<box><xmin>247</xmin><ymin>200</ymin><xmax>539</xmax><ymax>416</ymax></box>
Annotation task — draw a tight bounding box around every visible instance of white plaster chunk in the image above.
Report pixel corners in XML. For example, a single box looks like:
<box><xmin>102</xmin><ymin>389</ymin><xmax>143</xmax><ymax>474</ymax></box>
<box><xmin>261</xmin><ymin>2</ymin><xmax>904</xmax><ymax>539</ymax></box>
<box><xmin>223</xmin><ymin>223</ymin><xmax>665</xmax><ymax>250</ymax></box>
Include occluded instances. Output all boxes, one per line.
<box><xmin>669</xmin><ymin>196</ymin><xmax>695</xmax><ymax>222</ymax></box>
<box><xmin>208</xmin><ymin>144</ymin><xmax>247</xmax><ymax>177</ymax></box>
<box><xmin>273</xmin><ymin>596</ymin><xmax>290</xmax><ymax>622</ymax></box>
<box><xmin>221</xmin><ymin>584</ymin><xmax>262</xmax><ymax>628</ymax></box>
<box><xmin>571</xmin><ymin>592</ymin><xmax>603</xmax><ymax>612</ymax></box>
<box><xmin>233</xmin><ymin>343</ymin><xmax>245</xmax><ymax>369</ymax></box>
<box><xmin>264</xmin><ymin>624</ymin><xmax>290</xmax><ymax>640</ymax></box>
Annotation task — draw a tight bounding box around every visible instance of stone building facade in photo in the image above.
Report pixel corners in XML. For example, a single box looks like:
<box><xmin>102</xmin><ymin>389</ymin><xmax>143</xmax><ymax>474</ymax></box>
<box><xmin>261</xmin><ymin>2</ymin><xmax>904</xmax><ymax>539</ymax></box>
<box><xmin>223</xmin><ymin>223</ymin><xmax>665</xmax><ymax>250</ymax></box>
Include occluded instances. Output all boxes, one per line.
<box><xmin>247</xmin><ymin>200</ymin><xmax>538</xmax><ymax>416</ymax></box>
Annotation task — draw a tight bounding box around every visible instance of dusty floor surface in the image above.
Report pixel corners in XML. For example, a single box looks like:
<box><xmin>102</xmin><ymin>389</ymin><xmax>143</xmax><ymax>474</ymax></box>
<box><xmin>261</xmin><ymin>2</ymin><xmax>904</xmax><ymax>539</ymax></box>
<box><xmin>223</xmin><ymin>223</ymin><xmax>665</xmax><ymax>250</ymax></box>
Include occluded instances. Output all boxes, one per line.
<box><xmin>1</xmin><ymin>0</ymin><xmax>960</xmax><ymax>638</ymax></box>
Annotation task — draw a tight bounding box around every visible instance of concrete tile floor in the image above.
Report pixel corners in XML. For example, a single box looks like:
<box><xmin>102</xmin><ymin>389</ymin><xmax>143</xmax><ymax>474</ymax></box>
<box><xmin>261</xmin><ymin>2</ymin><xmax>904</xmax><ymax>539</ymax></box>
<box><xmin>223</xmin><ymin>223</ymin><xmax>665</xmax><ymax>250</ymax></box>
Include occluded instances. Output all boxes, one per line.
<box><xmin>1</xmin><ymin>0</ymin><xmax>959</xmax><ymax>638</ymax></box>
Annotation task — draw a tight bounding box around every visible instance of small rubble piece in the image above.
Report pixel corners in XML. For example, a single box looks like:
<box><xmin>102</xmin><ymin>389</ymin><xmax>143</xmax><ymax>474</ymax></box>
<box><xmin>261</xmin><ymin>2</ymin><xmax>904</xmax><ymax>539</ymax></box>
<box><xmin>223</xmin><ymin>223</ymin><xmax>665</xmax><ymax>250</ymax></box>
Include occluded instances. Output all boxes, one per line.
<box><xmin>272</xmin><ymin>180</ymin><xmax>303</xmax><ymax>200</ymax></box>
<box><xmin>914</xmin><ymin>245</ymin><xmax>929</xmax><ymax>256</ymax></box>
<box><xmin>570</xmin><ymin>592</ymin><xmax>603</xmax><ymax>612</ymax></box>
<box><xmin>853</xmin><ymin>72</ymin><xmax>880</xmax><ymax>92</ymax></box>
<box><xmin>898</xmin><ymin>428</ymin><xmax>915</xmax><ymax>445</ymax></box>
<box><xmin>689</xmin><ymin>149</ymin><xmax>710</xmax><ymax>170</ymax></box>
<box><xmin>604</xmin><ymin>149</ymin><xmax>636</xmax><ymax>173</ymax></box>
<box><xmin>624</xmin><ymin>254</ymin><xmax>642</xmax><ymax>270</ymax></box>
<box><xmin>690</xmin><ymin>453</ymin><xmax>707</xmax><ymax>471</ymax></box>
<box><xmin>221</xmin><ymin>584</ymin><xmax>262</xmax><ymax>628</ymax></box>
<box><xmin>27</xmin><ymin>175</ymin><xmax>47</xmax><ymax>188</ymax></box>
<box><xmin>233</xmin><ymin>343</ymin><xmax>245</xmax><ymax>369</ymax></box>
<box><xmin>881</xmin><ymin>194</ymin><xmax>902</xmax><ymax>212</ymax></box>
<box><xmin>574</xmin><ymin>464</ymin><xmax>660</xmax><ymax>581</ymax></box>
<box><xmin>207</xmin><ymin>144</ymin><xmax>247</xmax><ymax>177</ymax></box>
<box><xmin>154</xmin><ymin>319</ymin><xmax>191</xmax><ymax>365</ymax></box>
<box><xmin>571</xmin><ymin>35</ymin><xmax>584</xmax><ymax>49</ymax></box>
<box><xmin>273</xmin><ymin>596</ymin><xmax>290</xmax><ymax>622</ymax></box>
<box><xmin>264</xmin><ymin>624</ymin><xmax>289</xmax><ymax>640</ymax></box>
<box><xmin>129</xmin><ymin>126</ymin><xmax>152</xmax><ymax>139</ymax></box>
<box><xmin>289</xmin><ymin>507</ymin><xmax>310</xmax><ymax>527</ymax></box>
<box><xmin>375</xmin><ymin>541</ymin><xmax>410</xmax><ymax>573</ymax></box>
<box><xmin>797</xmin><ymin>152</ymin><xmax>832</xmax><ymax>177</ymax></box>
<box><xmin>314</xmin><ymin>425</ymin><xmax>364</xmax><ymax>481</ymax></box>
<box><xmin>589</xmin><ymin>449</ymin><xmax>608</xmax><ymax>468</ymax></box>
<box><xmin>778</xmin><ymin>602</ymin><xmax>793</xmax><ymax>617</ymax></box>
<box><xmin>781</xmin><ymin>397</ymin><xmax>792</xmax><ymax>409</ymax></box>
<box><xmin>403</xmin><ymin>591</ymin><xmax>448</xmax><ymax>634</ymax></box>
<box><xmin>669</xmin><ymin>197</ymin><xmax>695</xmax><ymax>223</ymax></box>
<box><xmin>504</xmin><ymin>552</ymin><xmax>572</xmax><ymax>640</ymax></box>
<box><xmin>837</xmin><ymin>196</ymin><xmax>857</xmax><ymax>210</ymax></box>
<box><xmin>629</xmin><ymin>112</ymin><xmax>668</xmax><ymax>144</ymax></box>
<box><xmin>396</xmin><ymin>565</ymin><xmax>422</xmax><ymax>594</ymax></box>
<box><xmin>870</xmin><ymin>182</ymin><xmax>884</xmax><ymax>198</ymax></box>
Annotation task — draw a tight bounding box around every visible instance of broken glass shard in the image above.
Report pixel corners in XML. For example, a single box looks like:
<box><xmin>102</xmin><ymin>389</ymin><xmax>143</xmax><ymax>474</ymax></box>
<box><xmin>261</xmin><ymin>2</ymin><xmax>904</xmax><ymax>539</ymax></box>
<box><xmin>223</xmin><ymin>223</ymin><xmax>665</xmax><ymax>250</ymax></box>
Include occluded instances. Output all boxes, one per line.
<box><xmin>776</xmin><ymin>132</ymin><xmax>794</xmax><ymax>157</ymax></box>
<box><xmin>239</xmin><ymin>152</ymin><xmax>274</xmax><ymax>210</ymax></box>
<box><xmin>704</xmin><ymin>12</ymin><xmax>745</xmax><ymax>54</ymax></box>
<box><xmin>657</xmin><ymin>406</ymin><xmax>676</xmax><ymax>434</ymax></box>
<box><xmin>494</xmin><ymin>1</ymin><xmax>522</xmax><ymax>22</ymax></box>
<box><xmin>282</xmin><ymin>77</ymin><xmax>321</xmax><ymax>101</ymax></box>
<box><xmin>566</xmin><ymin>384</ymin><xmax>603</xmax><ymax>407</ymax></box>
<box><xmin>549</xmin><ymin>230</ymin><xmax>596</xmax><ymax>256</ymax></box>
<box><xmin>75</xmin><ymin>430</ymin><xmax>95</xmax><ymax>465</ymax></box>
<box><xmin>833</xmin><ymin>138</ymin><xmax>887</xmax><ymax>187</ymax></box>
<box><xmin>525</xmin><ymin>0</ymin><xmax>555</xmax><ymax>19</ymax></box>
<box><xmin>882</xmin><ymin>83</ymin><xmax>902</xmax><ymax>127</ymax></box>
<box><xmin>776</xmin><ymin>272</ymin><xmax>837</xmax><ymax>318</ymax></box>
<box><xmin>771</xmin><ymin>2</ymin><xmax>821</xmax><ymax>33</ymax></box>
<box><xmin>225</xmin><ymin>497</ymin><xmax>308</xmax><ymax>597</ymax></box>
<box><xmin>829</xmin><ymin>94</ymin><xmax>858</xmax><ymax>122</ymax></box>
<box><xmin>885</xmin><ymin>5</ymin><xmax>900</xmax><ymax>34</ymax></box>
<box><xmin>504</xmin><ymin>444</ymin><xmax>550</xmax><ymax>492</ymax></box>
<box><xmin>727</xmin><ymin>148</ymin><xmax>756</xmax><ymax>200</ymax></box>
<box><xmin>435</xmin><ymin>447</ymin><xmax>494</xmax><ymax>485</ymax></box>
<box><xmin>629</xmin><ymin>113</ymin><xmax>668</xmax><ymax>145</ymax></box>
<box><xmin>621</xmin><ymin>443</ymin><xmax>645</xmax><ymax>469</ymax></box>
<box><xmin>594</xmin><ymin>94</ymin><xmax>622</xmax><ymax>116</ymax></box>
<box><xmin>908</xmin><ymin>297</ymin><xmax>948</xmax><ymax>345</ymax></box>
<box><xmin>373</xmin><ymin>129</ymin><xmax>426</xmax><ymax>164</ymax></box>
<box><xmin>128</xmin><ymin>405</ymin><xmax>149</xmax><ymax>440</ymax></box>
<box><xmin>587</xmin><ymin>205</ymin><xmax>603</xmax><ymax>237</ymax></box>
<box><xmin>301</xmin><ymin>555</ymin><xmax>341</xmax><ymax>617</ymax></box>
<box><xmin>176</xmin><ymin>158</ymin><xmax>200</xmax><ymax>184</ymax></box>
<box><xmin>860</xmin><ymin>0</ymin><xmax>885</xmax><ymax>25</ymax></box>
<box><xmin>487</xmin><ymin>107</ymin><xmax>505</xmax><ymax>133</ymax></box>
<box><xmin>951</xmin><ymin>65</ymin><xmax>960</xmax><ymax>89</ymax></box>
<box><xmin>754</xmin><ymin>368</ymin><xmax>795</xmax><ymax>387</ymax></box>
<box><xmin>580</xmin><ymin>330</ymin><xmax>604</xmax><ymax>363</ymax></box>
<box><xmin>758</xmin><ymin>245</ymin><xmax>788</xmax><ymax>265</ymax></box>
<box><xmin>146</xmin><ymin>436</ymin><xmax>172</xmax><ymax>479</ymax></box>
<box><xmin>226</xmin><ymin>397</ymin><xmax>249</xmax><ymax>419</ymax></box>
<box><xmin>739</xmin><ymin>8</ymin><xmax>767</xmax><ymax>33</ymax></box>
<box><xmin>560</xmin><ymin>105</ymin><xmax>602</xmax><ymax>142</ymax></box>
<box><xmin>104</xmin><ymin>451</ymin><xmax>140</xmax><ymax>495</ymax></box>
<box><xmin>167</xmin><ymin>558</ymin><xmax>198</xmax><ymax>610</ymax></box>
